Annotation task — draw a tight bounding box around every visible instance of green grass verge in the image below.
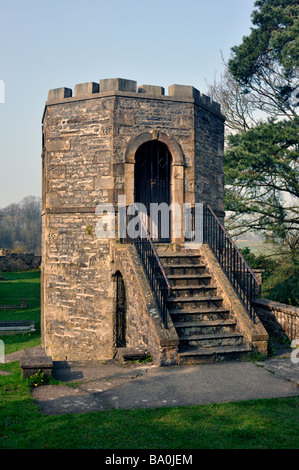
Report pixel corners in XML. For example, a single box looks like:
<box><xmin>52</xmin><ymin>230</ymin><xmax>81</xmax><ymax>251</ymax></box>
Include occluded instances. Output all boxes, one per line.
<box><xmin>0</xmin><ymin>271</ymin><xmax>41</xmax><ymax>353</ymax></box>
<box><xmin>235</xmin><ymin>240</ymin><xmax>274</xmax><ymax>256</ymax></box>
<box><xmin>0</xmin><ymin>361</ymin><xmax>298</xmax><ymax>449</ymax></box>
<box><xmin>0</xmin><ymin>270</ymin><xmax>40</xmax><ymax>306</ymax></box>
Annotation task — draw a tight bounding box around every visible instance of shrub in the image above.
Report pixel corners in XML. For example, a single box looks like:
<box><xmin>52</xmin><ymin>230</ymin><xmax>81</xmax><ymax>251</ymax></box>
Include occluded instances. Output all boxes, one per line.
<box><xmin>240</xmin><ymin>247</ymin><xmax>278</xmax><ymax>281</ymax></box>
<box><xmin>241</xmin><ymin>247</ymin><xmax>298</xmax><ymax>306</ymax></box>
<box><xmin>262</xmin><ymin>265</ymin><xmax>299</xmax><ymax>306</ymax></box>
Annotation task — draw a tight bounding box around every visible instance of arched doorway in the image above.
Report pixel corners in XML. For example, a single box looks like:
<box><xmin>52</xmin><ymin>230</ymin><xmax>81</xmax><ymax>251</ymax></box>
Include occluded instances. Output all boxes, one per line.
<box><xmin>134</xmin><ymin>141</ymin><xmax>172</xmax><ymax>242</ymax></box>
<box><xmin>113</xmin><ymin>271</ymin><xmax>126</xmax><ymax>348</ymax></box>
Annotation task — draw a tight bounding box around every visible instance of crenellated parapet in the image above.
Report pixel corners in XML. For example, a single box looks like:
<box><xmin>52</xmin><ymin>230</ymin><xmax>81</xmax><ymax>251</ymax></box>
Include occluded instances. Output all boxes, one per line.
<box><xmin>46</xmin><ymin>77</ymin><xmax>222</xmax><ymax>117</ymax></box>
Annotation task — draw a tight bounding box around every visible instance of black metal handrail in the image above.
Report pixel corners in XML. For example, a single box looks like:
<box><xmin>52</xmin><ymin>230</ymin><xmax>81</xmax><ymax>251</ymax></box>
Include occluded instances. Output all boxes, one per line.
<box><xmin>203</xmin><ymin>205</ymin><xmax>260</xmax><ymax>322</ymax></box>
<box><xmin>118</xmin><ymin>202</ymin><xmax>259</xmax><ymax>325</ymax></box>
<box><xmin>120</xmin><ymin>205</ymin><xmax>171</xmax><ymax>328</ymax></box>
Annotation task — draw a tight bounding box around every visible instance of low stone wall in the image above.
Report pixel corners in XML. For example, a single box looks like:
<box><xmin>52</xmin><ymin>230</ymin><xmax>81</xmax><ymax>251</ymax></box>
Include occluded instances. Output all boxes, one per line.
<box><xmin>111</xmin><ymin>241</ymin><xmax>179</xmax><ymax>366</ymax></box>
<box><xmin>0</xmin><ymin>299</ymin><xmax>28</xmax><ymax>310</ymax></box>
<box><xmin>0</xmin><ymin>250</ymin><xmax>41</xmax><ymax>272</ymax></box>
<box><xmin>255</xmin><ymin>298</ymin><xmax>299</xmax><ymax>341</ymax></box>
<box><xmin>0</xmin><ymin>320</ymin><xmax>35</xmax><ymax>336</ymax></box>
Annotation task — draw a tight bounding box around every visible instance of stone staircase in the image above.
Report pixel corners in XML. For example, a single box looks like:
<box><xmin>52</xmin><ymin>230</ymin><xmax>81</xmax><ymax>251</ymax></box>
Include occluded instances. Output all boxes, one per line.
<box><xmin>158</xmin><ymin>249</ymin><xmax>253</xmax><ymax>364</ymax></box>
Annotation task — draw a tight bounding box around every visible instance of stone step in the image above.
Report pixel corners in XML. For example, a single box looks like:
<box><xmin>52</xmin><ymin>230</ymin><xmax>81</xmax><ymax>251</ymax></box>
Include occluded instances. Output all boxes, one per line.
<box><xmin>169</xmin><ymin>285</ymin><xmax>218</xmax><ymax>297</ymax></box>
<box><xmin>158</xmin><ymin>252</ymin><xmax>203</xmax><ymax>258</ymax></box>
<box><xmin>158</xmin><ymin>252</ymin><xmax>203</xmax><ymax>265</ymax></box>
<box><xmin>179</xmin><ymin>332</ymin><xmax>244</xmax><ymax>349</ymax></box>
<box><xmin>169</xmin><ymin>307</ymin><xmax>230</xmax><ymax>322</ymax></box>
<box><xmin>174</xmin><ymin>319</ymin><xmax>237</xmax><ymax>336</ymax></box>
<box><xmin>178</xmin><ymin>345</ymin><xmax>252</xmax><ymax>365</ymax></box>
<box><xmin>168</xmin><ymin>274</ymin><xmax>212</xmax><ymax>286</ymax></box>
<box><xmin>20</xmin><ymin>347</ymin><xmax>53</xmax><ymax>379</ymax></box>
<box><xmin>115</xmin><ymin>347</ymin><xmax>150</xmax><ymax>362</ymax></box>
<box><xmin>168</xmin><ymin>295</ymin><xmax>224</xmax><ymax>309</ymax></box>
<box><xmin>164</xmin><ymin>264</ymin><xmax>207</xmax><ymax>275</ymax></box>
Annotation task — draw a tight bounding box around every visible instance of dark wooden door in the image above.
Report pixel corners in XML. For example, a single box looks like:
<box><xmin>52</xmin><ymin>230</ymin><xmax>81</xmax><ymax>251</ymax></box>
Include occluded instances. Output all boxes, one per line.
<box><xmin>134</xmin><ymin>141</ymin><xmax>171</xmax><ymax>242</ymax></box>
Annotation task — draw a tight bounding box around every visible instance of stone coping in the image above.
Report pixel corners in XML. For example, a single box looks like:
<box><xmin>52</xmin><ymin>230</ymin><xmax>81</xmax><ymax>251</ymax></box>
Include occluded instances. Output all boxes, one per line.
<box><xmin>255</xmin><ymin>298</ymin><xmax>298</xmax><ymax>316</ymax></box>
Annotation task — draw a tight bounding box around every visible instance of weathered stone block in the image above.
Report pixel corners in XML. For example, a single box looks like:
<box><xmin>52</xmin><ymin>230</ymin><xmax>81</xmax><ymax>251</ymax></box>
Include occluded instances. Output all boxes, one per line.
<box><xmin>74</xmin><ymin>82</ymin><xmax>99</xmax><ymax>97</ymax></box>
<box><xmin>197</xmin><ymin>93</ymin><xmax>211</xmax><ymax>107</ymax></box>
<box><xmin>48</xmin><ymin>87</ymin><xmax>72</xmax><ymax>101</ymax></box>
<box><xmin>115</xmin><ymin>347</ymin><xmax>149</xmax><ymax>361</ymax></box>
<box><xmin>20</xmin><ymin>347</ymin><xmax>53</xmax><ymax>378</ymax></box>
<box><xmin>168</xmin><ymin>84</ymin><xmax>200</xmax><ymax>100</ymax></box>
<box><xmin>100</xmin><ymin>78</ymin><xmax>137</xmax><ymax>93</ymax></box>
<box><xmin>46</xmin><ymin>139</ymin><xmax>70</xmax><ymax>152</ymax></box>
<box><xmin>138</xmin><ymin>85</ymin><xmax>165</xmax><ymax>95</ymax></box>
<box><xmin>94</xmin><ymin>175</ymin><xmax>114</xmax><ymax>190</ymax></box>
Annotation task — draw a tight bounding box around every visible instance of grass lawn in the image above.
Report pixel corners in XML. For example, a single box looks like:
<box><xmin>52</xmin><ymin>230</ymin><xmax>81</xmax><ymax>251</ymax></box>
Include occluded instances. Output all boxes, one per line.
<box><xmin>235</xmin><ymin>240</ymin><xmax>274</xmax><ymax>256</ymax></box>
<box><xmin>0</xmin><ymin>360</ymin><xmax>298</xmax><ymax>449</ymax></box>
<box><xmin>0</xmin><ymin>270</ymin><xmax>298</xmax><ymax>450</ymax></box>
<box><xmin>0</xmin><ymin>270</ymin><xmax>41</xmax><ymax>353</ymax></box>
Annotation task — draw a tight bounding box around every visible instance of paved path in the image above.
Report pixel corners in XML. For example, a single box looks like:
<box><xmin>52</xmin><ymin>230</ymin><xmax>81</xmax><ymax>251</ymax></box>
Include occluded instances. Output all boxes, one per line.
<box><xmin>34</xmin><ymin>356</ymin><xmax>299</xmax><ymax>415</ymax></box>
<box><xmin>3</xmin><ymin>345</ymin><xmax>299</xmax><ymax>415</ymax></box>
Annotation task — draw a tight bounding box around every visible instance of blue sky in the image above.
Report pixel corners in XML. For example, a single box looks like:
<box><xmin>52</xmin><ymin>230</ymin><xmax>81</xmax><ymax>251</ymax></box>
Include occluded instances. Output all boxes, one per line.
<box><xmin>0</xmin><ymin>0</ymin><xmax>256</xmax><ymax>208</ymax></box>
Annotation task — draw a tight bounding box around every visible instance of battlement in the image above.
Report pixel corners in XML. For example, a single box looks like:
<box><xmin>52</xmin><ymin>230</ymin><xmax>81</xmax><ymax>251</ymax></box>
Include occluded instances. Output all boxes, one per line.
<box><xmin>47</xmin><ymin>78</ymin><xmax>222</xmax><ymax>117</ymax></box>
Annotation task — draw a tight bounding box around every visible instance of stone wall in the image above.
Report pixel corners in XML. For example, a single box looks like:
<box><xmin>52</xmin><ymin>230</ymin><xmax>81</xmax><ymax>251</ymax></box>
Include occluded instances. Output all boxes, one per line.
<box><xmin>111</xmin><ymin>242</ymin><xmax>179</xmax><ymax>366</ymax></box>
<box><xmin>41</xmin><ymin>213</ymin><xmax>115</xmax><ymax>361</ymax></box>
<box><xmin>0</xmin><ymin>250</ymin><xmax>41</xmax><ymax>272</ymax></box>
<box><xmin>255</xmin><ymin>298</ymin><xmax>299</xmax><ymax>341</ymax></box>
<box><xmin>194</xmin><ymin>95</ymin><xmax>225</xmax><ymax>217</ymax></box>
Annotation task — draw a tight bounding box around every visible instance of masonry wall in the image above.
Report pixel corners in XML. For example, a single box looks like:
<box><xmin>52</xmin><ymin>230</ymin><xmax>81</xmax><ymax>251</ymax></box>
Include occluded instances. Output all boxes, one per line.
<box><xmin>42</xmin><ymin>96</ymin><xmax>114</xmax><ymax>210</ymax></box>
<box><xmin>42</xmin><ymin>94</ymin><xmax>116</xmax><ymax>360</ymax></box>
<box><xmin>111</xmin><ymin>242</ymin><xmax>179</xmax><ymax>366</ymax></box>
<box><xmin>112</xmin><ymin>94</ymin><xmax>195</xmax><ymax>206</ymax></box>
<box><xmin>194</xmin><ymin>103</ymin><xmax>225</xmax><ymax>216</ymax></box>
<box><xmin>0</xmin><ymin>250</ymin><xmax>41</xmax><ymax>272</ymax></box>
<box><xmin>42</xmin><ymin>214</ymin><xmax>115</xmax><ymax>360</ymax></box>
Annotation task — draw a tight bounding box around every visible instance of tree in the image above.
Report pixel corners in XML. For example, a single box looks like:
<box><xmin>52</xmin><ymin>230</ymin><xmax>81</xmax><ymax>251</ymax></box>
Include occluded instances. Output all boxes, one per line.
<box><xmin>207</xmin><ymin>67</ymin><xmax>259</xmax><ymax>133</ymax></box>
<box><xmin>241</xmin><ymin>246</ymin><xmax>298</xmax><ymax>306</ymax></box>
<box><xmin>218</xmin><ymin>0</ymin><xmax>299</xmax><ymax>242</ymax></box>
<box><xmin>209</xmin><ymin>0</ymin><xmax>299</xmax><ymax>306</ymax></box>
<box><xmin>228</xmin><ymin>0</ymin><xmax>299</xmax><ymax>120</ymax></box>
<box><xmin>0</xmin><ymin>196</ymin><xmax>41</xmax><ymax>254</ymax></box>
<box><xmin>224</xmin><ymin>118</ymin><xmax>299</xmax><ymax>240</ymax></box>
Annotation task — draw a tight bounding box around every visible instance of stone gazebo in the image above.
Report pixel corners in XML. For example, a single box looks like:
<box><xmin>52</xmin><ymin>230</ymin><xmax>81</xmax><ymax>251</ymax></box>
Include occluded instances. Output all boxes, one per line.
<box><xmin>41</xmin><ymin>77</ymin><xmax>227</xmax><ymax>363</ymax></box>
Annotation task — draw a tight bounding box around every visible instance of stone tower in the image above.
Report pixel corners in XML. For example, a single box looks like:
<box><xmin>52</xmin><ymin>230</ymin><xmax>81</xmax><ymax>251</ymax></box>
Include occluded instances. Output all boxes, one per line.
<box><xmin>41</xmin><ymin>78</ymin><xmax>226</xmax><ymax>362</ymax></box>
